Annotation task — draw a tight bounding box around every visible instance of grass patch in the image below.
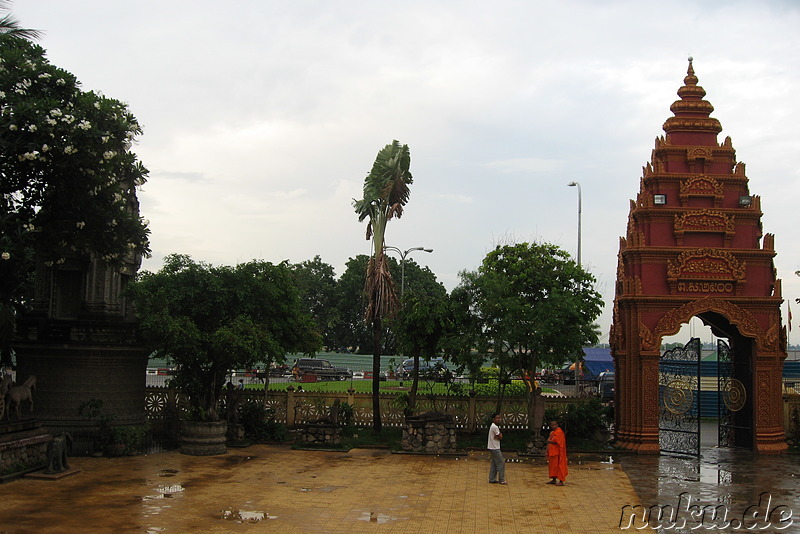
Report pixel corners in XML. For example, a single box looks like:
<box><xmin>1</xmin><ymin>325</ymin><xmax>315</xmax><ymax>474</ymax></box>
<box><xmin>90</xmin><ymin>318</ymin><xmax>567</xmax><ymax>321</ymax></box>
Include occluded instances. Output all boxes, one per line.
<box><xmin>249</xmin><ymin>380</ymin><xmax>559</xmax><ymax>397</ymax></box>
<box><xmin>344</xmin><ymin>427</ymin><xmax>403</xmax><ymax>449</ymax></box>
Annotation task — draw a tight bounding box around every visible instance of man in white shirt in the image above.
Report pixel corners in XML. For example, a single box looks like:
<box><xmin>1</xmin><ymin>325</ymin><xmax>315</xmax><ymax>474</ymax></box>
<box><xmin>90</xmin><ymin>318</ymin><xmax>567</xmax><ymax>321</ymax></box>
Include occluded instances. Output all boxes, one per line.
<box><xmin>487</xmin><ymin>412</ymin><xmax>507</xmax><ymax>484</ymax></box>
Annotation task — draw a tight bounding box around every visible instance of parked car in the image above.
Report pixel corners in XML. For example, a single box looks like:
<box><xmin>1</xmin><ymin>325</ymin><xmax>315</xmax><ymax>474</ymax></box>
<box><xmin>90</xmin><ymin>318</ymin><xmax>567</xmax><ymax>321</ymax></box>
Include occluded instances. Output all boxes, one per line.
<box><xmin>598</xmin><ymin>371</ymin><xmax>615</xmax><ymax>401</ymax></box>
<box><xmin>396</xmin><ymin>357</ymin><xmax>448</xmax><ymax>380</ymax></box>
<box><xmin>293</xmin><ymin>358</ymin><xmax>352</xmax><ymax>381</ymax></box>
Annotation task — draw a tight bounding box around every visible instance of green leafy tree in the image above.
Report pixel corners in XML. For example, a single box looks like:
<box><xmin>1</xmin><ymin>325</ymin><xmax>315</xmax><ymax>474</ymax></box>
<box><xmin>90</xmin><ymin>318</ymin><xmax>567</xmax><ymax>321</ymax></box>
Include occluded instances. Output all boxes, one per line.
<box><xmin>453</xmin><ymin>242</ymin><xmax>604</xmax><ymax>430</ymax></box>
<box><xmin>291</xmin><ymin>255</ymin><xmax>337</xmax><ymax>349</ymax></box>
<box><xmin>442</xmin><ymin>282</ymin><xmax>490</xmax><ymax>389</ymax></box>
<box><xmin>327</xmin><ymin>255</ymin><xmax>370</xmax><ymax>354</ymax></box>
<box><xmin>392</xmin><ymin>261</ymin><xmax>449</xmax><ymax>411</ymax></box>
<box><xmin>130</xmin><ymin>254</ymin><xmax>321</xmax><ymax>421</ymax></box>
<box><xmin>0</xmin><ymin>34</ymin><xmax>150</xmax><ymax>366</ymax></box>
<box><xmin>352</xmin><ymin>140</ymin><xmax>412</xmax><ymax>431</ymax></box>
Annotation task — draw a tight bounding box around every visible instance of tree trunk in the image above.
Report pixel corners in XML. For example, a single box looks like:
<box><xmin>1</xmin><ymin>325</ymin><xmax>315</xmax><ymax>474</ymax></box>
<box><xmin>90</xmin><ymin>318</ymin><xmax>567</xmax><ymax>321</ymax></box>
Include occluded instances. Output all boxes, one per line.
<box><xmin>371</xmin><ymin>318</ymin><xmax>382</xmax><ymax>432</ymax></box>
<box><xmin>408</xmin><ymin>350</ymin><xmax>421</xmax><ymax>412</ymax></box>
<box><xmin>527</xmin><ymin>386</ymin><xmax>546</xmax><ymax>434</ymax></box>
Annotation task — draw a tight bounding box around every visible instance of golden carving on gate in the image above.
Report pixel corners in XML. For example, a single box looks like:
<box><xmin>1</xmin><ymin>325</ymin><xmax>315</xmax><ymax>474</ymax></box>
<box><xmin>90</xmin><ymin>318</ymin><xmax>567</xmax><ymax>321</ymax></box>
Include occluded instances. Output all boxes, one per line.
<box><xmin>722</xmin><ymin>378</ymin><xmax>746</xmax><ymax>412</ymax></box>
<box><xmin>663</xmin><ymin>380</ymin><xmax>694</xmax><ymax>414</ymax></box>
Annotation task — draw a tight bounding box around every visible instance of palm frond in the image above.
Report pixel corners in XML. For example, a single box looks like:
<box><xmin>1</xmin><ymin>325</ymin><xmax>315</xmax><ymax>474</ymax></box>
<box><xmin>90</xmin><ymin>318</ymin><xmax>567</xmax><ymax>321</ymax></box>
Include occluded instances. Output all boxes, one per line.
<box><xmin>0</xmin><ymin>2</ymin><xmax>43</xmax><ymax>41</ymax></box>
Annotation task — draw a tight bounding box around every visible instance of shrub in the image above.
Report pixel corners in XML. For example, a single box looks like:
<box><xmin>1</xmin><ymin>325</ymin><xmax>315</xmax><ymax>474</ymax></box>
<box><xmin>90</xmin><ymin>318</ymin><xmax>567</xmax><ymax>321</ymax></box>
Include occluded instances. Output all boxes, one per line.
<box><xmin>239</xmin><ymin>401</ymin><xmax>289</xmax><ymax>442</ymax></box>
<box><xmin>472</xmin><ymin>380</ymin><xmax>527</xmax><ymax>397</ymax></box>
<box><xmin>546</xmin><ymin>398</ymin><xmax>609</xmax><ymax>443</ymax></box>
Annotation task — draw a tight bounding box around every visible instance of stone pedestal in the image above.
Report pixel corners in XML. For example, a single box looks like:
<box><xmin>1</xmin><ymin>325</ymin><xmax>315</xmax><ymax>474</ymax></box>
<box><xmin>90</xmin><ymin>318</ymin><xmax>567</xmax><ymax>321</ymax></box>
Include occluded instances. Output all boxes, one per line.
<box><xmin>299</xmin><ymin>423</ymin><xmax>342</xmax><ymax>446</ymax></box>
<box><xmin>402</xmin><ymin>412</ymin><xmax>456</xmax><ymax>453</ymax></box>
<box><xmin>0</xmin><ymin>421</ymin><xmax>51</xmax><ymax>477</ymax></box>
<box><xmin>524</xmin><ymin>433</ymin><xmax>547</xmax><ymax>456</ymax></box>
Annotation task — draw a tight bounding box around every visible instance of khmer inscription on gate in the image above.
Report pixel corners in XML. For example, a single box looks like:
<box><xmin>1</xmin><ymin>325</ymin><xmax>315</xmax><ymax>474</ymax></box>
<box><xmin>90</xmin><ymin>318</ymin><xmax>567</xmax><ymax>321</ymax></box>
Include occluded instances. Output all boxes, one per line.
<box><xmin>667</xmin><ymin>248</ymin><xmax>745</xmax><ymax>295</ymax></box>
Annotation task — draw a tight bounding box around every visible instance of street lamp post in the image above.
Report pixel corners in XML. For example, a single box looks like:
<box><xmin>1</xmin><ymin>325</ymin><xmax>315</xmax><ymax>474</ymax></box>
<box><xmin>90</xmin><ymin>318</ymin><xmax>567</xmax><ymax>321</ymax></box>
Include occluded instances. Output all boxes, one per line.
<box><xmin>567</xmin><ymin>181</ymin><xmax>582</xmax><ymax>385</ymax></box>
<box><xmin>567</xmin><ymin>181</ymin><xmax>581</xmax><ymax>267</ymax></box>
<box><xmin>383</xmin><ymin>246</ymin><xmax>433</xmax><ymax>298</ymax></box>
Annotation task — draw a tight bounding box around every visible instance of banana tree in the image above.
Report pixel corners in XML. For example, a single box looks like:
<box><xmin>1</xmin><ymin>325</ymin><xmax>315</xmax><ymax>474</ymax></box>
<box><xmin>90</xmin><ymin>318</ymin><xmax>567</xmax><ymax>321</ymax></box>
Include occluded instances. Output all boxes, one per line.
<box><xmin>353</xmin><ymin>140</ymin><xmax>413</xmax><ymax>431</ymax></box>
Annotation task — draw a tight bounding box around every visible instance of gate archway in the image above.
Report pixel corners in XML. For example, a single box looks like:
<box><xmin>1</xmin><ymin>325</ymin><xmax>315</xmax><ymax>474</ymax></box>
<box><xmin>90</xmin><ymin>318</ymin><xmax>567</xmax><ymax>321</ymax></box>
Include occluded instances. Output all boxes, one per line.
<box><xmin>610</xmin><ymin>59</ymin><xmax>788</xmax><ymax>454</ymax></box>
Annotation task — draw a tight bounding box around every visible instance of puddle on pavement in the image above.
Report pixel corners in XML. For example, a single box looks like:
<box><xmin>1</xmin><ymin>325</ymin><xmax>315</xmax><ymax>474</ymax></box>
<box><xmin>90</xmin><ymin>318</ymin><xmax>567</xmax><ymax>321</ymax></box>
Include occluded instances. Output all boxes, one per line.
<box><xmin>220</xmin><ymin>509</ymin><xmax>276</xmax><ymax>523</ymax></box>
<box><xmin>357</xmin><ymin>511</ymin><xmax>400</xmax><ymax>524</ymax></box>
<box><xmin>142</xmin><ymin>484</ymin><xmax>185</xmax><ymax>501</ymax></box>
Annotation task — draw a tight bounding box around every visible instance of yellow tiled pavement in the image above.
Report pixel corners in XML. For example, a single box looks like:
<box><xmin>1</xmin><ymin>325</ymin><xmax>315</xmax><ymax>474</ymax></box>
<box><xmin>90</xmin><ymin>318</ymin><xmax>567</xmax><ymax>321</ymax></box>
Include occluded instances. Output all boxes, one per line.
<box><xmin>0</xmin><ymin>445</ymin><xmax>641</xmax><ymax>533</ymax></box>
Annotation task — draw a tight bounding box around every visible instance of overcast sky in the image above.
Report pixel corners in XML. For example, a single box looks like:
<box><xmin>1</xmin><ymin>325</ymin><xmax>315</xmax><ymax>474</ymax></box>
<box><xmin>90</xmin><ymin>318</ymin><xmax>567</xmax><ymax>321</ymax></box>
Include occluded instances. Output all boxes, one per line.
<box><xmin>14</xmin><ymin>1</ymin><xmax>800</xmax><ymax>343</ymax></box>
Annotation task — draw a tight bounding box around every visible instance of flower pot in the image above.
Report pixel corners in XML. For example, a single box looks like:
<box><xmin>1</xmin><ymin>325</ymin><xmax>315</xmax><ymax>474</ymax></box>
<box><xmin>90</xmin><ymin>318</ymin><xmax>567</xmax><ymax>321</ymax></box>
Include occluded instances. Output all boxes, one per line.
<box><xmin>179</xmin><ymin>420</ymin><xmax>227</xmax><ymax>456</ymax></box>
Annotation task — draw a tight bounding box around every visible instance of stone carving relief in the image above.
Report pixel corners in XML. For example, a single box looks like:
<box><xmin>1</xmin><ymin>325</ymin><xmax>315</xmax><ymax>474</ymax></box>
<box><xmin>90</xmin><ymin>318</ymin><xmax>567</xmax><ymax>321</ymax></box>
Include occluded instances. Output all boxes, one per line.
<box><xmin>639</xmin><ymin>321</ymin><xmax>658</xmax><ymax>352</ymax></box>
<box><xmin>653</xmin><ymin>298</ymin><xmax>765</xmax><ymax>350</ymax></box>
<box><xmin>673</xmin><ymin>209</ymin><xmax>735</xmax><ymax>246</ymax></box>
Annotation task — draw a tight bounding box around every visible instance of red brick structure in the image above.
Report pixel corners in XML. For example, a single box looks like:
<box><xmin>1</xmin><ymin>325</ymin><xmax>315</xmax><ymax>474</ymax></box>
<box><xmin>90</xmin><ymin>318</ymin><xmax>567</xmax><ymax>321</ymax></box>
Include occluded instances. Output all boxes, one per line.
<box><xmin>610</xmin><ymin>59</ymin><xmax>788</xmax><ymax>454</ymax></box>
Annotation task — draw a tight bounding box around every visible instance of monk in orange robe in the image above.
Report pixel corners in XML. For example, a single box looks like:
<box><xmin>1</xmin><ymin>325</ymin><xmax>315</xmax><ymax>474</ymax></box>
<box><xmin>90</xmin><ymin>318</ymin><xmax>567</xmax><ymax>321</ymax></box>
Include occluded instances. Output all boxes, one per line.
<box><xmin>546</xmin><ymin>420</ymin><xmax>568</xmax><ymax>486</ymax></box>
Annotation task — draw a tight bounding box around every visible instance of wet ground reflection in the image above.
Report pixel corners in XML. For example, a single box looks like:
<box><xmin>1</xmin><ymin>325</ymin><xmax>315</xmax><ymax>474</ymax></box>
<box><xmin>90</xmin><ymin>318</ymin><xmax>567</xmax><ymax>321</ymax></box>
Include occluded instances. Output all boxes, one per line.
<box><xmin>620</xmin><ymin>428</ymin><xmax>800</xmax><ymax>532</ymax></box>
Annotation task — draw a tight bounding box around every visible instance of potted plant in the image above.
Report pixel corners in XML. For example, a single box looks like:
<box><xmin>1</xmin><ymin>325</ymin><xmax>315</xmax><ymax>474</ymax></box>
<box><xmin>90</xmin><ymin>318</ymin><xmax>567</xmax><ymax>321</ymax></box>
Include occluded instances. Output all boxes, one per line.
<box><xmin>130</xmin><ymin>254</ymin><xmax>321</xmax><ymax>455</ymax></box>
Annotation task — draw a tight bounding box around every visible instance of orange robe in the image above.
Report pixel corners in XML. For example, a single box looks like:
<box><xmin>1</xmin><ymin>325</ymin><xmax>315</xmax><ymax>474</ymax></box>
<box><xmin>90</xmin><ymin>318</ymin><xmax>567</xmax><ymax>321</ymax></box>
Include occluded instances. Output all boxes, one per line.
<box><xmin>547</xmin><ymin>427</ymin><xmax>568</xmax><ymax>481</ymax></box>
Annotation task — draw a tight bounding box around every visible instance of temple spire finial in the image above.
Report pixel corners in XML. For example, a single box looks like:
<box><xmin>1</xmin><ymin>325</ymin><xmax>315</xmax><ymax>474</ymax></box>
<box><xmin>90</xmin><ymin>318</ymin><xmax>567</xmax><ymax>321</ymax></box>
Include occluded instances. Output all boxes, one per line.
<box><xmin>684</xmin><ymin>56</ymin><xmax>697</xmax><ymax>86</ymax></box>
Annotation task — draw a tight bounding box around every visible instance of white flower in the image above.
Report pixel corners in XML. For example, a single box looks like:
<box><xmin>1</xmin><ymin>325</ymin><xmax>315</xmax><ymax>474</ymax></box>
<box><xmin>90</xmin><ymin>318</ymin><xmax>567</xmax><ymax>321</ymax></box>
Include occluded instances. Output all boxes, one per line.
<box><xmin>101</xmin><ymin>136</ymin><xmax>109</xmax><ymax>144</ymax></box>
<box><xmin>56</xmin><ymin>78</ymin><xmax>66</xmax><ymax>85</ymax></box>
<box><xmin>0</xmin><ymin>91</ymin><xmax>5</xmax><ymax>98</ymax></box>
<box><xmin>62</xmin><ymin>114</ymin><xmax>75</xmax><ymax>124</ymax></box>
<box><xmin>9</xmin><ymin>124</ymin><xmax>17</xmax><ymax>131</ymax></box>
<box><xmin>1</xmin><ymin>252</ymin><xmax>10</xmax><ymax>260</ymax></box>
<box><xmin>38</xmin><ymin>72</ymin><xmax>51</xmax><ymax>79</ymax></box>
<box><xmin>18</xmin><ymin>151</ymin><xmax>39</xmax><ymax>161</ymax></box>
<box><xmin>41</xmin><ymin>144</ymin><xmax>50</xmax><ymax>152</ymax></box>
<box><xmin>63</xmin><ymin>146</ymin><xmax>77</xmax><ymax>155</ymax></box>
<box><xmin>76</xmin><ymin>221</ymin><xmax>86</xmax><ymax>229</ymax></box>
<box><xmin>94</xmin><ymin>102</ymin><xmax>101</xmax><ymax>109</ymax></box>
<box><xmin>28</xmin><ymin>124</ymin><xmax>37</xmax><ymax>132</ymax></box>
<box><xmin>103</xmin><ymin>151</ymin><xmax>115</xmax><ymax>160</ymax></box>
<box><xmin>45</xmin><ymin>118</ymin><xmax>57</xmax><ymax>126</ymax></box>
<box><xmin>50</xmin><ymin>108</ymin><xmax>62</xmax><ymax>117</ymax></box>
<box><xmin>77</xmin><ymin>120</ymin><xmax>91</xmax><ymax>130</ymax></box>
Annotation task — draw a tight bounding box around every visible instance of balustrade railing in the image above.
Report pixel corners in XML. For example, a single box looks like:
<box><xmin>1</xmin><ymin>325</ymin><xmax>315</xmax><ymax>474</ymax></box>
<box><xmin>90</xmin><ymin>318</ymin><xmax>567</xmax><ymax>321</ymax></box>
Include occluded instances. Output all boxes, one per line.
<box><xmin>143</xmin><ymin>386</ymin><xmax>583</xmax><ymax>442</ymax></box>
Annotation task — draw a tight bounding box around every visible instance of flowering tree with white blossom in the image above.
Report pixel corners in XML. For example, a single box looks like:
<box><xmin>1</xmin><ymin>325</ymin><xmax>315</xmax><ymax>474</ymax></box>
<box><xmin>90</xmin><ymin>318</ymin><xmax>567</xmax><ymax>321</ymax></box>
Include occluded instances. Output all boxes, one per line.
<box><xmin>0</xmin><ymin>33</ymin><xmax>150</xmax><ymax>365</ymax></box>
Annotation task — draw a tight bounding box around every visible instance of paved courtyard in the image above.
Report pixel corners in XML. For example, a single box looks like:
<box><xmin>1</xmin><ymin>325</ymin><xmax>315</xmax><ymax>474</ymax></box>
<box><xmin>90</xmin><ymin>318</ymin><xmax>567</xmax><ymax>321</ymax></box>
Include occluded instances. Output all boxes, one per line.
<box><xmin>0</xmin><ymin>446</ymin><xmax>639</xmax><ymax>533</ymax></box>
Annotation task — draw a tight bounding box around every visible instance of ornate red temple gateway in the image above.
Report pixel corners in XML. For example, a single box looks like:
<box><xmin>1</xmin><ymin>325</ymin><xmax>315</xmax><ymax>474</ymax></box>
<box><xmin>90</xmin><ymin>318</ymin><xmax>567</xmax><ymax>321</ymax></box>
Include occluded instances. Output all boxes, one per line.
<box><xmin>610</xmin><ymin>58</ymin><xmax>788</xmax><ymax>454</ymax></box>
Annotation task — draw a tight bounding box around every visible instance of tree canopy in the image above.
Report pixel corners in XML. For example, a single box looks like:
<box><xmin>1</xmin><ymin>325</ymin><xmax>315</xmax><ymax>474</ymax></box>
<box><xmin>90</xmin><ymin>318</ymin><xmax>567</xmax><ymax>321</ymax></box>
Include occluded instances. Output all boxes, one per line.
<box><xmin>450</xmin><ymin>242</ymin><xmax>604</xmax><ymax>428</ymax></box>
<box><xmin>0</xmin><ymin>34</ymin><xmax>149</xmax><ymax>365</ymax></box>
<box><xmin>291</xmin><ymin>255</ymin><xmax>337</xmax><ymax>349</ymax></box>
<box><xmin>130</xmin><ymin>254</ymin><xmax>321</xmax><ymax>420</ymax></box>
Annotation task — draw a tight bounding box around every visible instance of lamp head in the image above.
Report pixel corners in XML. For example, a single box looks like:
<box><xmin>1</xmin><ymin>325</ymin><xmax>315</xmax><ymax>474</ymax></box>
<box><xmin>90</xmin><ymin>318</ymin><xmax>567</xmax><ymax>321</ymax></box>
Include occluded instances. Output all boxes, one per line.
<box><xmin>568</xmin><ymin>181</ymin><xmax>578</xmax><ymax>187</ymax></box>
